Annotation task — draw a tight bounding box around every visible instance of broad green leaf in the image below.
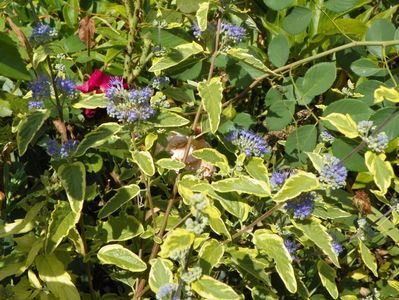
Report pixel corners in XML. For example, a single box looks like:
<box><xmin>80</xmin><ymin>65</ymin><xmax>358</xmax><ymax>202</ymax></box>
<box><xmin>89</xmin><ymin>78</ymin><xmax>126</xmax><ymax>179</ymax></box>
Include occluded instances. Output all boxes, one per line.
<box><xmin>17</xmin><ymin>109</ymin><xmax>50</xmax><ymax>156</ymax></box>
<box><xmin>149</xmin><ymin>42</ymin><xmax>203</xmax><ymax>72</ymax></box>
<box><xmin>351</xmin><ymin>58</ymin><xmax>381</xmax><ymax>77</ymax></box>
<box><xmin>268</xmin><ymin>34</ymin><xmax>289</xmax><ymax>67</ymax></box>
<box><xmin>159</xmin><ymin>228</ymin><xmax>195</xmax><ymax>258</ymax></box>
<box><xmin>282</xmin><ymin>6</ymin><xmax>312</xmax><ymax>35</ymax></box>
<box><xmin>323</xmin><ymin>99</ymin><xmax>372</xmax><ymax>123</ymax></box>
<box><xmin>156</xmin><ymin>158</ymin><xmax>185</xmax><ymax>171</ymax></box>
<box><xmin>91</xmin><ymin>215</ymin><xmax>144</xmax><ymax>242</ymax></box>
<box><xmin>245</xmin><ymin>157</ymin><xmax>269</xmax><ymax>184</ymax></box>
<box><xmin>63</xmin><ymin>0</ymin><xmax>80</xmax><ymax>27</ymax></box>
<box><xmin>204</xmin><ymin>206</ymin><xmax>231</xmax><ymax>238</ymax></box>
<box><xmin>0</xmin><ymin>32</ymin><xmax>31</xmax><ymax>81</ymax></box>
<box><xmin>358</xmin><ymin>239</ymin><xmax>378</xmax><ymax>276</ymax></box>
<box><xmin>36</xmin><ymin>254</ymin><xmax>80</xmax><ymax>300</ymax></box>
<box><xmin>366</xmin><ymin>19</ymin><xmax>396</xmax><ymax>58</ymax></box>
<box><xmin>321</xmin><ymin>113</ymin><xmax>359</xmax><ymax>138</ymax></box>
<box><xmin>97</xmin><ymin>244</ymin><xmax>147</xmax><ymax>272</ymax></box>
<box><xmin>207</xmin><ymin>190</ymin><xmax>250</xmax><ymax>221</ymax></box>
<box><xmin>293</xmin><ymin>218</ymin><xmax>340</xmax><ymax>267</ymax></box>
<box><xmin>263</xmin><ymin>0</ymin><xmax>294</xmax><ymax>10</ymax></box>
<box><xmin>285</xmin><ymin>125</ymin><xmax>317</xmax><ymax>165</ymax></box>
<box><xmin>149</xmin><ymin>258</ymin><xmax>173</xmax><ymax>293</ymax></box>
<box><xmin>266</xmin><ymin>100</ymin><xmax>295</xmax><ymax>131</ymax></box>
<box><xmin>132</xmin><ymin>150</ymin><xmax>155</xmax><ymax>176</ymax></box>
<box><xmin>319</xmin><ymin>18</ymin><xmax>367</xmax><ymax>37</ymax></box>
<box><xmin>374</xmin><ymin>86</ymin><xmax>399</xmax><ymax>103</ymax></box>
<box><xmin>301</xmin><ymin>62</ymin><xmax>337</xmax><ymax>98</ymax></box>
<box><xmin>145</xmin><ymin>133</ymin><xmax>158</xmax><ymax>150</ymax></box>
<box><xmin>72</xmin><ymin>94</ymin><xmax>109</xmax><ymax>109</ymax></box>
<box><xmin>325</xmin><ymin>0</ymin><xmax>357</xmax><ymax>12</ymax></box>
<box><xmin>176</xmin><ymin>0</ymin><xmax>207</xmax><ymax>13</ymax></box>
<box><xmin>253</xmin><ymin>231</ymin><xmax>297</xmax><ymax>293</ymax></box>
<box><xmin>317</xmin><ymin>260</ymin><xmax>338</xmax><ymax>299</ymax></box>
<box><xmin>199</xmin><ymin>239</ymin><xmax>224</xmax><ymax>274</ymax></box>
<box><xmin>0</xmin><ymin>99</ymin><xmax>12</xmax><ymax>117</ymax></box>
<box><xmin>227</xmin><ymin>48</ymin><xmax>272</xmax><ymax>73</ymax></box>
<box><xmin>45</xmin><ymin>201</ymin><xmax>80</xmax><ymax>254</ymax></box>
<box><xmin>212</xmin><ymin>176</ymin><xmax>270</xmax><ymax>197</ymax></box>
<box><xmin>58</xmin><ymin>162</ymin><xmax>86</xmax><ymax>213</ymax></box>
<box><xmin>75</xmin><ymin>122</ymin><xmax>122</xmax><ymax>156</ymax></box>
<box><xmin>196</xmin><ymin>1</ymin><xmax>209</xmax><ymax>31</ymax></box>
<box><xmin>273</xmin><ymin>172</ymin><xmax>319</xmax><ymax>202</ymax></box>
<box><xmin>192</xmin><ymin>275</ymin><xmax>240</xmax><ymax>300</ymax></box>
<box><xmin>192</xmin><ymin>148</ymin><xmax>229</xmax><ymax>174</ymax></box>
<box><xmin>306</xmin><ymin>152</ymin><xmax>323</xmax><ymax>172</ymax></box>
<box><xmin>154</xmin><ymin>111</ymin><xmax>190</xmax><ymax>127</ymax></box>
<box><xmin>98</xmin><ymin>184</ymin><xmax>141</xmax><ymax>219</ymax></box>
<box><xmin>332</xmin><ymin>138</ymin><xmax>367</xmax><ymax>172</ymax></box>
<box><xmin>198</xmin><ymin>77</ymin><xmax>223</xmax><ymax>134</ymax></box>
<box><xmin>364</xmin><ymin>151</ymin><xmax>394</xmax><ymax>195</ymax></box>
<box><xmin>0</xmin><ymin>201</ymin><xmax>45</xmax><ymax>238</ymax></box>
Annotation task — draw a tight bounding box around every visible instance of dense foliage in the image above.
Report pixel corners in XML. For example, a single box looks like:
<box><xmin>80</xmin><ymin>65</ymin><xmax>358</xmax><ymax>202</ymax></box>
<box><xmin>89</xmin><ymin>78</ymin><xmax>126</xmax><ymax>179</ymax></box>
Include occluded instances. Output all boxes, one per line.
<box><xmin>1</xmin><ymin>0</ymin><xmax>399</xmax><ymax>299</ymax></box>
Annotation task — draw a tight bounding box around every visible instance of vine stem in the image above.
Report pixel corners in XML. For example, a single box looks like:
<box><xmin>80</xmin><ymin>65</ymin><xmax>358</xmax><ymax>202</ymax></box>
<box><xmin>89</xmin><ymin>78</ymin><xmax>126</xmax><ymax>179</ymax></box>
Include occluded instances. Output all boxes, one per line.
<box><xmin>133</xmin><ymin>17</ymin><xmax>222</xmax><ymax>300</ymax></box>
<box><xmin>226</xmin><ymin>39</ymin><xmax>399</xmax><ymax>106</ymax></box>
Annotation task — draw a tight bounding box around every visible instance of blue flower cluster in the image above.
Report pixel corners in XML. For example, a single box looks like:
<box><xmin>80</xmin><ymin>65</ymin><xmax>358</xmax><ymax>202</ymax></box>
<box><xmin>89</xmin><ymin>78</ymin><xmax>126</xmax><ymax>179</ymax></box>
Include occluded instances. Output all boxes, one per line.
<box><xmin>105</xmin><ymin>77</ymin><xmax>155</xmax><ymax>123</ymax></box>
<box><xmin>221</xmin><ymin>22</ymin><xmax>246</xmax><ymax>44</ymax></box>
<box><xmin>319</xmin><ymin>155</ymin><xmax>347</xmax><ymax>189</ymax></box>
<box><xmin>330</xmin><ymin>233</ymin><xmax>344</xmax><ymax>255</ymax></box>
<box><xmin>48</xmin><ymin>139</ymin><xmax>79</xmax><ymax>158</ymax></box>
<box><xmin>228</xmin><ymin>129</ymin><xmax>270</xmax><ymax>157</ymax></box>
<box><xmin>285</xmin><ymin>193</ymin><xmax>315</xmax><ymax>219</ymax></box>
<box><xmin>357</xmin><ymin>120</ymin><xmax>389</xmax><ymax>153</ymax></box>
<box><xmin>56</xmin><ymin>77</ymin><xmax>78</xmax><ymax>98</ymax></box>
<box><xmin>284</xmin><ymin>239</ymin><xmax>299</xmax><ymax>260</ymax></box>
<box><xmin>28</xmin><ymin>77</ymin><xmax>51</xmax><ymax>110</ymax></box>
<box><xmin>320</xmin><ymin>131</ymin><xmax>335</xmax><ymax>144</ymax></box>
<box><xmin>270</xmin><ymin>169</ymin><xmax>293</xmax><ymax>190</ymax></box>
<box><xmin>28</xmin><ymin>101</ymin><xmax>45</xmax><ymax>110</ymax></box>
<box><xmin>156</xmin><ymin>283</ymin><xmax>178</xmax><ymax>300</ymax></box>
<box><xmin>192</xmin><ymin>23</ymin><xmax>202</xmax><ymax>39</ymax></box>
<box><xmin>151</xmin><ymin>76</ymin><xmax>170</xmax><ymax>90</ymax></box>
<box><xmin>30</xmin><ymin>24</ymin><xmax>58</xmax><ymax>47</ymax></box>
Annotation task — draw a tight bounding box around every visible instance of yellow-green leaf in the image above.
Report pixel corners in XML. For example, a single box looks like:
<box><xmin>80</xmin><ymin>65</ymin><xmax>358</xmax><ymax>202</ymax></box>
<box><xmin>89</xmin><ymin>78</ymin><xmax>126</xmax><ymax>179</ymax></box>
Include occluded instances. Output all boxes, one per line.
<box><xmin>192</xmin><ymin>148</ymin><xmax>229</xmax><ymax>174</ymax></box>
<box><xmin>149</xmin><ymin>258</ymin><xmax>173</xmax><ymax>293</ymax></box>
<box><xmin>58</xmin><ymin>162</ymin><xmax>86</xmax><ymax>213</ymax></box>
<box><xmin>365</xmin><ymin>151</ymin><xmax>394</xmax><ymax>195</ymax></box>
<box><xmin>198</xmin><ymin>77</ymin><xmax>223</xmax><ymax>134</ymax></box>
<box><xmin>156</xmin><ymin>158</ymin><xmax>185</xmax><ymax>171</ymax></box>
<box><xmin>199</xmin><ymin>239</ymin><xmax>224</xmax><ymax>274</ymax></box>
<box><xmin>317</xmin><ymin>260</ymin><xmax>338</xmax><ymax>299</ymax></box>
<box><xmin>374</xmin><ymin>85</ymin><xmax>399</xmax><ymax>103</ymax></box>
<box><xmin>97</xmin><ymin>244</ymin><xmax>147</xmax><ymax>272</ymax></box>
<box><xmin>196</xmin><ymin>1</ymin><xmax>209</xmax><ymax>31</ymax></box>
<box><xmin>245</xmin><ymin>157</ymin><xmax>270</xmax><ymax>189</ymax></box>
<box><xmin>212</xmin><ymin>176</ymin><xmax>270</xmax><ymax>197</ymax></box>
<box><xmin>192</xmin><ymin>275</ymin><xmax>240</xmax><ymax>300</ymax></box>
<box><xmin>321</xmin><ymin>113</ymin><xmax>359</xmax><ymax>138</ymax></box>
<box><xmin>358</xmin><ymin>239</ymin><xmax>378</xmax><ymax>276</ymax></box>
<box><xmin>159</xmin><ymin>228</ymin><xmax>195</xmax><ymax>258</ymax></box>
<box><xmin>273</xmin><ymin>171</ymin><xmax>319</xmax><ymax>202</ymax></box>
<box><xmin>227</xmin><ymin>48</ymin><xmax>273</xmax><ymax>73</ymax></box>
<box><xmin>132</xmin><ymin>150</ymin><xmax>155</xmax><ymax>176</ymax></box>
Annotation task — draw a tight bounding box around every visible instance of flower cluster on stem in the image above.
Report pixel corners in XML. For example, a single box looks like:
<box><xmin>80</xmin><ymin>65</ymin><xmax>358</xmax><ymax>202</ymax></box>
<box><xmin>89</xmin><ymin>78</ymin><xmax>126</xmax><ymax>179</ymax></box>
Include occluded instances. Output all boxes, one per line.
<box><xmin>228</xmin><ymin>129</ymin><xmax>270</xmax><ymax>157</ymax></box>
<box><xmin>357</xmin><ymin>120</ymin><xmax>388</xmax><ymax>153</ymax></box>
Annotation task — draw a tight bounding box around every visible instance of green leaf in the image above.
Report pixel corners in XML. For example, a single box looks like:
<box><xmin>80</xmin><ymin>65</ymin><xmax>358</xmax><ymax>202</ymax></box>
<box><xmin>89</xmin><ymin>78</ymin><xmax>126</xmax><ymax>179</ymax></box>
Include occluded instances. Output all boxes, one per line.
<box><xmin>132</xmin><ymin>150</ymin><xmax>155</xmax><ymax>176</ymax></box>
<box><xmin>227</xmin><ymin>48</ymin><xmax>272</xmax><ymax>73</ymax></box>
<box><xmin>45</xmin><ymin>201</ymin><xmax>80</xmax><ymax>254</ymax></box>
<box><xmin>192</xmin><ymin>148</ymin><xmax>229</xmax><ymax>174</ymax></box>
<box><xmin>92</xmin><ymin>215</ymin><xmax>144</xmax><ymax>242</ymax></box>
<box><xmin>307</xmin><ymin>152</ymin><xmax>323</xmax><ymax>172</ymax></box>
<box><xmin>364</xmin><ymin>151</ymin><xmax>394</xmax><ymax>195</ymax></box>
<box><xmin>212</xmin><ymin>176</ymin><xmax>270</xmax><ymax>197</ymax></box>
<box><xmin>58</xmin><ymin>162</ymin><xmax>86</xmax><ymax>213</ymax></box>
<box><xmin>245</xmin><ymin>157</ymin><xmax>270</xmax><ymax>184</ymax></box>
<box><xmin>36</xmin><ymin>254</ymin><xmax>80</xmax><ymax>300</ymax></box>
<box><xmin>332</xmin><ymin>138</ymin><xmax>367</xmax><ymax>172</ymax></box>
<box><xmin>63</xmin><ymin>0</ymin><xmax>80</xmax><ymax>27</ymax></box>
<box><xmin>17</xmin><ymin>109</ymin><xmax>50</xmax><ymax>156</ymax></box>
<box><xmin>293</xmin><ymin>218</ymin><xmax>340</xmax><ymax>267</ymax></box>
<box><xmin>282</xmin><ymin>6</ymin><xmax>312</xmax><ymax>35</ymax></box>
<box><xmin>98</xmin><ymin>184</ymin><xmax>141</xmax><ymax>219</ymax></box>
<box><xmin>198</xmin><ymin>77</ymin><xmax>223</xmax><ymax>134</ymax></box>
<box><xmin>321</xmin><ymin>113</ymin><xmax>359</xmax><ymax>138</ymax></box>
<box><xmin>159</xmin><ymin>228</ymin><xmax>195</xmax><ymax>258</ymax></box>
<box><xmin>263</xmin><ymin>0</ymin><xmax>294</xmax><ymax>10</ymax></box>
<box><xmin>368</xmin><ymin>206</ymin><xmax>399</xmax><ymax>243</ymax></box>
<box><xmin>266</xmin><ymin>100</ymin><xmax>295</xmax><ymax>131</ymax></box>
<box><xmin>285</xmin><ymin>125</ymin><xmax>317</xmax><ymax>165</ymax></box>
<box><xmin>97</xmin><ymin>244</ymin><xmax>147</xmax><ymax>272</ymax></box>
<box><xmin>319</xmin><ymin>18</ymin><xmax>367</xmax><ymax>37</ymax></box>
<box><xmin>207</xmin><ymin>190</ymin><xmax>250</xmax><ymax>221</ymax></box>
<box><xmin>268</xmin><ymin>34</ymin><xmax>289</xmax><ymax>67</ymax></box>
<box><xmin>301</xmin><ymin>62</ymin><xmax>337</xmax><ymax>98</ymax></box>
<box><xmin>325</xmin><ymin>0</ymin><xmax>357</xmax><ymax>12</ymax></box>
<box><xmin>273</xmin><ymin>171</ymin><xmax>319</xmax><ymax>202</ymax></box>
<box><xmin>149</xmin><ymin>42</ymin><xmax>203</xmax><ymax>72</ymax></box>
<box><xmin>149</xmin><ymin>258</ymin><xmax>173</xmax><ymax>293</ymax></box>
<box><xmin>317</xmin><ymin>260</ymin><xmax>338</xmax><ymax>299</ymax></box>
<box><xmin>154</xmin><ymin>111</ymin><xmax>190</xmax><ymax>127</ymax></box>
<box><xmin>0</xmin><ymin>201</ymin><xmax>45</xmax><ymax>238</ymax></box>
<box><xmin>0</xmin><ymin>99</ymin><xmax>12</xmax><ymax>117</ymax></box>
<box><xmin>358</xmin><ymin>239</ymin><xmax>378</xmax><ymax>276</ymax></box>
<box><xmin>73</xmin><ymin>94</ymin><xmax>109</xmax><ymax>109</ymax></box>
<box><xmin>370</xmin><ymin>107</ymin><xmax>399</xmax><ymax>140</ymax></box>
<box><xmin>204</xmin><ymin>206</ymin><xmax>231</xmax><ymax>238</ymax></box>
<box><xmin>199</xmin><ymin>239</ymin><xmax>224</xmax><ymax>274</ymax></box>
<box><xmin>0</xmin><ymin>32</ymin><xmax>31</xmax><ymax>81</ymax></box>
<box><xmin>253</xmin><ymin>231</ymin><xmax>297</xmax><ymax>293</ymax></box>
<box><xmin>176</xmin><ymin>0</ymin><xmax>207</xmax><ymax>13</ymax></box>
<box><xmin>192</xmin><ymin>275</ymin><xmax>240</xmax><ymax>300</ymax></box>
<box><xmin>196</xmin><ymin>1</ymin><xmax>209</xmax><ymax>31</ymax></box>
<box><xmin>351</xmin><ymin>58</ymin><xmax>382</xmax><ymax>77</ymax></box>
<box><xmin>156</xmin><ymin>158</ymin><xmax>185</xmax><ymax>171</ymax></box>
<box><xmin>75</xmin><ymin>122</ymin><xmax>122</xmax><ymax>156</ymax></box>
<box><xmin>366</xmin><ymin>19</ymin><xmax>396</xmax><ymax>58</ymax></box>
<box><xmin>323</xmin><ymin>99</ymin><xmax>372</xmax><ymax>123</ymax></box>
